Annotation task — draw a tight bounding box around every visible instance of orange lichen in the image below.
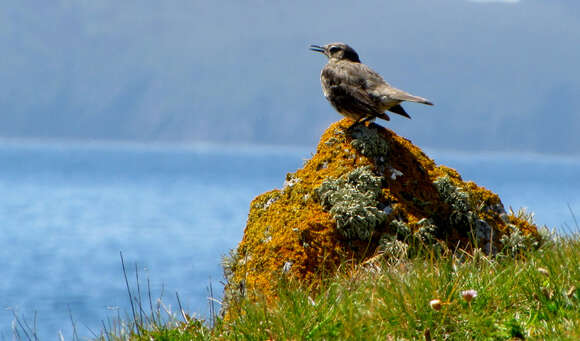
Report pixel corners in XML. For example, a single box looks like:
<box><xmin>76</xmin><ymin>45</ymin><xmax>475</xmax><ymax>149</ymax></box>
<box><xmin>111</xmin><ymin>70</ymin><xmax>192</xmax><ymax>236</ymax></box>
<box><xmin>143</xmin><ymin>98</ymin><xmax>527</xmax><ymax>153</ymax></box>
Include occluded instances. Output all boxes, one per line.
<box><xmin>223</xmin><ymin>119</ymin><xmax>539</xmax><ymax>310</ymax></box>
<box><xmin>506</xmin><ymin>213</ymin><xmax>538</xmax><ymax>236</ymax></box>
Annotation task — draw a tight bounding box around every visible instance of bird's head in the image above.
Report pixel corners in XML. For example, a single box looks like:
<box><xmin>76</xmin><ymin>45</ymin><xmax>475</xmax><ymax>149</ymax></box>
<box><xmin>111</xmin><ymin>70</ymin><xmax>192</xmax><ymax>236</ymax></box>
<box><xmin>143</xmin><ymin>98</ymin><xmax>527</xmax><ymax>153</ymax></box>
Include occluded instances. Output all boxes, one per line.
<box><xmin>309</xmin><ymin>43</ymin><xmax>360</xmax><ymax>63</ymax></box>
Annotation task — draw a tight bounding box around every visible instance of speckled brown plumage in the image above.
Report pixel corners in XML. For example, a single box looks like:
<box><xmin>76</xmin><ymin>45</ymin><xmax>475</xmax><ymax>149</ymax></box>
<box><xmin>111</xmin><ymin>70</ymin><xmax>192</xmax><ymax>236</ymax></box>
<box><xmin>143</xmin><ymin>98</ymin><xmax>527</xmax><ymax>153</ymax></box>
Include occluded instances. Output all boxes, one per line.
<box><xmin>310</xmin><ymin>42</ymin><xmax>433</xmax><ymax>123</ymax></box>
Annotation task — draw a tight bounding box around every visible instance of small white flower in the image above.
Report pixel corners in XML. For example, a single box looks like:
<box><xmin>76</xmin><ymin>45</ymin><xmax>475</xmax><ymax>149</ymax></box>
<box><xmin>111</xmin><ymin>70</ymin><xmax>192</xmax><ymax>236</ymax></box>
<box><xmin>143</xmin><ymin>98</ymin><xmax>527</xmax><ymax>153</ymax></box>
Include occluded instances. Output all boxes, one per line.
<box><xmin>429</xmin><ymin>299</ymin><xmax>442</xmax><ymax>311</ymax></box>
<box><xmin>308</xmin><ymin>296</ymin><xmax>316</xmax><ymax>306</ymax></box>
<box><xmin>282</xmin><ymin>261</ymin><xmax>293</xmax><ymax>273</ymax></box>
<box><xmin>537</xmin><ymin>267</ymin><xmax>550</xmax><ymax>277</ymax></box>
<box><xmin>461</xmin><ymin>290</ymin><xmax>478</xmax><ymax>303</ymax></box>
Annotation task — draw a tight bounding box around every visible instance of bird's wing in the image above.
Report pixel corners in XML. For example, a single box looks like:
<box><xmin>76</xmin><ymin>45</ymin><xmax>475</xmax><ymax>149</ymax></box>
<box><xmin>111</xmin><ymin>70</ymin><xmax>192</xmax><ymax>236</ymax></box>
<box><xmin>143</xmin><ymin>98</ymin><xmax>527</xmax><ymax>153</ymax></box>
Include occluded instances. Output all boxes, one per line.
<box><xmin>346</xmin><ymin>62</ymin><xmax>433</xmax><ymax>106</ymax></box>
<box><xmin>321</xmin><ymin>65</ymin><xmax>383</xmax><ymax>117</ymax></box>
<box><xmin>327</xmin><ymin>84</ymin><xmax>381</xmax><ymax>117</ymax></box>
<box><xmin>387</xmin><ymin>104</ymin><xmax>411</xmax><ymax>119</ymax></box>
<box><xmin>347</xmin><ymin>63</ymin><xmax>433</xmax><ymax>107</ymax></box>
<box><xmin>348</xmin><ymin>63</ymin><xmax>391</xmax><ymax>87</ymax></box>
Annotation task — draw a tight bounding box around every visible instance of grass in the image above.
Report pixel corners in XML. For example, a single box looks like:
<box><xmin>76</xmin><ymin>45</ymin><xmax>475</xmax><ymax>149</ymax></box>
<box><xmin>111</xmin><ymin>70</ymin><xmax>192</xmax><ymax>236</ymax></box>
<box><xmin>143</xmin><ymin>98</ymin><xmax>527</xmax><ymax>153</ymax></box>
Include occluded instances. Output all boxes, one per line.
<box><xmin>84</xmin><ymin>229</ymin><xmax>580</xmax><ymax>340</ymax></box>
<box><xmin>9</xmin><ymin>230</ymin><xmax>578</xmax><ymax>340</ymax></box>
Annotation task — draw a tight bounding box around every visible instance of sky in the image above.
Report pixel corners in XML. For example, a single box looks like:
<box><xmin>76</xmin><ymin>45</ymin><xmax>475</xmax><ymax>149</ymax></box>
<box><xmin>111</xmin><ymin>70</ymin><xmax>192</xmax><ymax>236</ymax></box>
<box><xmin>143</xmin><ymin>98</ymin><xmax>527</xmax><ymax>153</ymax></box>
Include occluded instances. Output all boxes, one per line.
<box><xmin>1</xmin><ymin>0</ymin><xmax>579</xmax><ymax>154</ymax></box>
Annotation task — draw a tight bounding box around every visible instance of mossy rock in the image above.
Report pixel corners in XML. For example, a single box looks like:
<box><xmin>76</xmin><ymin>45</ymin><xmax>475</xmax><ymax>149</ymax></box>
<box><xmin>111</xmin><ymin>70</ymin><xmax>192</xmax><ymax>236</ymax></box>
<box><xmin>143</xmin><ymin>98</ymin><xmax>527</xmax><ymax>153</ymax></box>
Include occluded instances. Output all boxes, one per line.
<box><xmin>222</xmin><ymin>119</ymin><xmax>539</xmax><ymax>315</ymax></box>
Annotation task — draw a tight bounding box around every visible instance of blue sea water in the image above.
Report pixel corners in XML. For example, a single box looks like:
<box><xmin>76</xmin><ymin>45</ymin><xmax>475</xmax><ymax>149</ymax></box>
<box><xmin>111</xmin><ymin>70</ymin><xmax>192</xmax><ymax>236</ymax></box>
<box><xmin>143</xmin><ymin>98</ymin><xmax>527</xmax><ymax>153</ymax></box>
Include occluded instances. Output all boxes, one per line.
<box><xmin>0</xmin><ymin>141</ymin><xmax>578</xmax><ymax>339</ymax></box>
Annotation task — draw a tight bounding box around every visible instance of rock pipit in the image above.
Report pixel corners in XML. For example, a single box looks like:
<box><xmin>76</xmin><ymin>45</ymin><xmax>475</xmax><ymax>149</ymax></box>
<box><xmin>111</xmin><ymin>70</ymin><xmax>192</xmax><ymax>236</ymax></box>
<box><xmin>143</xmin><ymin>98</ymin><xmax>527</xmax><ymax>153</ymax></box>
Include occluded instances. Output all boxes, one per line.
<box><xmin>310</xmin><ymin>42</ymin><xmax>433</xmax><ymax>124</ymax></box>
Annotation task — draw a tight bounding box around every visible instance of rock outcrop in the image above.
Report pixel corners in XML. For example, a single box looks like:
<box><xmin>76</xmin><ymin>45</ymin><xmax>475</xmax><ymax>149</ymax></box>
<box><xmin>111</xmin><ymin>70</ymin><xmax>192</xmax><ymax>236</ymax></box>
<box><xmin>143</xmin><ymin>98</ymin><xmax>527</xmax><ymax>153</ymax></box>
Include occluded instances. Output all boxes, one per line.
<box><xmin>223</xmin><ymin>119</ymin><xmax>538</xmax><ymax>310</ymax></box>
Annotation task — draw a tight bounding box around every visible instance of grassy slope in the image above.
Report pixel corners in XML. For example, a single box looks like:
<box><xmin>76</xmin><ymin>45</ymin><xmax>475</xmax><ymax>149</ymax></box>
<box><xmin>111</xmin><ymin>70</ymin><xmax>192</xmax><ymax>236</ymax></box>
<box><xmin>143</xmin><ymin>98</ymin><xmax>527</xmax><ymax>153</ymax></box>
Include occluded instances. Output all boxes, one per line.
<box><xmin>98</xmin><ymin>233</ymin><xmax>580</xmax><ymax>340</ymax></box>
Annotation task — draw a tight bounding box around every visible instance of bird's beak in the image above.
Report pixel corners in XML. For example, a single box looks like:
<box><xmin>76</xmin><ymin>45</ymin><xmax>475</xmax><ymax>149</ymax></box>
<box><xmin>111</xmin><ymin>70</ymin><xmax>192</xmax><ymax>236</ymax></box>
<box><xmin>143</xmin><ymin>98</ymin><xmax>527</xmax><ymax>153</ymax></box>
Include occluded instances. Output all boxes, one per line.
<box><xmin>309</xmin><ymin>44</ymin><xmax>325</xmax><ymax>54</ymax></box>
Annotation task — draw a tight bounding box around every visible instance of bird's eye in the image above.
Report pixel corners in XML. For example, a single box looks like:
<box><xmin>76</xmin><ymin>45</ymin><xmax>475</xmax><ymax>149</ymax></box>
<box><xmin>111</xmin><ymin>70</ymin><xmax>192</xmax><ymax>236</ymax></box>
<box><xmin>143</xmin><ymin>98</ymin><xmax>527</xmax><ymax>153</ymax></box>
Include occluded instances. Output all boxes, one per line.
<box><xmin>329</xmin><ymin>46</ymin><xmax>340</xmax><ymax>53</ymax></box>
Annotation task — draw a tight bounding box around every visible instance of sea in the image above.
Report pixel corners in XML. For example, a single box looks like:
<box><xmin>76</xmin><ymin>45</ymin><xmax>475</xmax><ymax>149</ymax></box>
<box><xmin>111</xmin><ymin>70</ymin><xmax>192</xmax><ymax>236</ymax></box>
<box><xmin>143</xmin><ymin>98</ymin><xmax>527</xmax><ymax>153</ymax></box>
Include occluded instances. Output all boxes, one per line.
<box><xmin>0</xmin><ymin>140</ymin><xmax>578</xmax><ymax>340</ymax></box>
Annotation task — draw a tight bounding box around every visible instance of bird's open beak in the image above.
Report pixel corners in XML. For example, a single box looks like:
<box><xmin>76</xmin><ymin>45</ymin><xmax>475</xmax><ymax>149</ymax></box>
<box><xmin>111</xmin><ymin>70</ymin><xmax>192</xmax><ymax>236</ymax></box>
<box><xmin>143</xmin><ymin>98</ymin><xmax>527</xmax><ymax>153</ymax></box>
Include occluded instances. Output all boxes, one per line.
<box><xmin>309</xmin><ymin>44</ymin><xmax>325</xmax><ymax>53</ymax></box>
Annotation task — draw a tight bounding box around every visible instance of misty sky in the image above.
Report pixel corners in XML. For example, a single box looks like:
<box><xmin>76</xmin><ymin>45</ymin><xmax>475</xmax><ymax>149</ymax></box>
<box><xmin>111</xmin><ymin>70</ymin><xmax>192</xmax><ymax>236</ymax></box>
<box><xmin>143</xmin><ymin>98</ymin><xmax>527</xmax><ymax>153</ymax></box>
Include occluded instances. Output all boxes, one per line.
<box><xmin>1</xmin><ymin>0</ymin><xmax>579</xmax><ymax>154</ymax></box>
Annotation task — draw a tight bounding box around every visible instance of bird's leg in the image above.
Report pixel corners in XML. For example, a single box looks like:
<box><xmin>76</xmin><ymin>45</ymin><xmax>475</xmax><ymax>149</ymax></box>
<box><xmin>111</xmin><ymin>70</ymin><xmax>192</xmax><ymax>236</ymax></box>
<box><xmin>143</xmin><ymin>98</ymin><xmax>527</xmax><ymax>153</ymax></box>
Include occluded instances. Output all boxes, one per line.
<box><xmin>348</xmin><ymin>116</ymin><xmax>369</xmax><ymax>129</ymax></box>
<box><xmin>359</xmin><ymin>116</ymin><xmax>373</xmax><ymax>125</ymax></box>
<box><xmin>355</xmin><ymin>116</ymin><xmax>376</xmax><ymax>128</ymax></box>
<box><xmin>346</xmin><ymin>119</ymin><xmax>358</xmax><ymax>129</ymax></box>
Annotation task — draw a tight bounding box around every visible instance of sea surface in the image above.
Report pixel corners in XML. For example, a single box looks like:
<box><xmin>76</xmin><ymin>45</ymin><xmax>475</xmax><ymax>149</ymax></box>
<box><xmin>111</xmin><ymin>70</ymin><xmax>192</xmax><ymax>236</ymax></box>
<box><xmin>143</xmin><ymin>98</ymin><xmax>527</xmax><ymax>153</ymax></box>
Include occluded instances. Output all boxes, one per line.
<box><xmin>0</xmin><ymin>141</ymin><xmax>578</xmax><ymax>339</ymax></box>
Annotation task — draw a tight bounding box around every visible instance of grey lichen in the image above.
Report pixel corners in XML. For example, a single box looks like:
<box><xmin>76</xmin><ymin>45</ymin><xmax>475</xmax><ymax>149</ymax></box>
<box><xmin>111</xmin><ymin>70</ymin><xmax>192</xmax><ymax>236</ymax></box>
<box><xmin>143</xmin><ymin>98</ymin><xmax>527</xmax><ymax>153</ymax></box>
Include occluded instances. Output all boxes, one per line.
<box><xmin>316</xmin><ymin>160</ymin><xmax>329</xmax><ymax>170</ymax></box>
<box><xmin>324</xmin><ymin>137</ymin><xmax>340</xmax><ymax>146</ymax></box>
<box><xmin>283</xmin><ymin>173</ymin><xmax>301</xmax><ymax>190</ymax></box>
<box><xmin>500</xmin><ymin>225</ymin><xmax>539</xmax><ymax>256</ymax></box>
<box><xmin>433</xmin><ymin>176</ymin><xmax>505</xmax><ymax>253</ymax></box>
<box><xmin>378</xmin><ymin>235</ymin><xmax>409</xmax><ymax>261</ymax></box>
<box><xmin>414</xmin><ymin>218</ymin><xmax>438</xmax><ymax>244</ymax></box>
<box><xmin>315</xmin><ymin>166</ymin><xmax>386</xmax><ymax>240</ymax></box>
<box><xmin>433</xmin><ymin>175</ymin><xmax>476</xmax><ymax>226</ymax></box>
<box><xmin>222</xmin><ymin>248</ymin><xmax>239</xmax><ymax>284</ymax></box>
<box><xmin>221</xmin><ymin>248</ymin><xmax>245</xmax><ymax>314</ymax></box>
<box><xmin>348</xmin><ymin>124</ymin><xmax>389</xmax><ymax>162</ymax></box>
<box><xmin>390</xmin><ymin>218</ymin><xmax>437</xmax><ymax>245</ymax></box>
<box><xmin>261</xmin><ymin>225</ymin><xmax>272</xmax><ymax>244</ymax></box>
<box><xmin>390</xmin><ymin>220</ymin><xmax>411</xmax><ymax>240</ymax></box>
<box><xmin>253</xmin><ymin>190</ymin><xmax>281</xmax><ymax>210</ymax></box>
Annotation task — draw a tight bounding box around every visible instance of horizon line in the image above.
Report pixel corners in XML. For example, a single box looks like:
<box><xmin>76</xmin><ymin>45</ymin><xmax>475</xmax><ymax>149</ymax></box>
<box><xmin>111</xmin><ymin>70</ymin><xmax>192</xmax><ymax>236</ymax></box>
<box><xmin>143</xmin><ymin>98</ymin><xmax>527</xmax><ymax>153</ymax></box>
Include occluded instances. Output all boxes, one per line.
<box><xmin>0</xmin><ymin>136</ymin><xmax>578</xmax><ymax>163</ymax></box>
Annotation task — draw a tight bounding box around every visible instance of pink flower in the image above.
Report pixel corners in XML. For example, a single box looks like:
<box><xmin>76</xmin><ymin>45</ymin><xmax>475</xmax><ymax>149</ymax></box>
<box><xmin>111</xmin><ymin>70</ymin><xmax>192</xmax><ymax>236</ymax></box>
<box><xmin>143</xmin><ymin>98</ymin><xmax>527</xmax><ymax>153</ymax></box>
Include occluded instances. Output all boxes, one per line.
<box><xmin>461</xmin><ymin>290</ymin><xmax>478</xmax><ymax>303</ymax></box>
<box><xmin>429</xmin><ymin>299</ymin><xmax>442</xmax><ymax>311</ymax></box>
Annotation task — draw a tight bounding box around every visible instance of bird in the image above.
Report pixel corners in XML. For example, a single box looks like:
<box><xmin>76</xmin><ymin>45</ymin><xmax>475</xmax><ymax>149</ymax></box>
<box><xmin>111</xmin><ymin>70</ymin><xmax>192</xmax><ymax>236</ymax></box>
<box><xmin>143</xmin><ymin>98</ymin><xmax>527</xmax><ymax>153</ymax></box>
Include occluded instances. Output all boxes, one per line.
<box><xmin>310</xmin><ymin>42</ymin><xmax>433</xmax><ymax>124</ymax></box>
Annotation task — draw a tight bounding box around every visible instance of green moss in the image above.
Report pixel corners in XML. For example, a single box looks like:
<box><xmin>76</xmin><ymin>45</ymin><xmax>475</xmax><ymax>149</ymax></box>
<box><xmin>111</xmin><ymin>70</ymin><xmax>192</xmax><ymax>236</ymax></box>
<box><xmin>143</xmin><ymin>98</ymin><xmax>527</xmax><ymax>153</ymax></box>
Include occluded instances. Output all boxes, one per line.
<box><xmin>315</xmin><ymin>166</ymin><xmax>386</xmax><ymax>240</ymax></box>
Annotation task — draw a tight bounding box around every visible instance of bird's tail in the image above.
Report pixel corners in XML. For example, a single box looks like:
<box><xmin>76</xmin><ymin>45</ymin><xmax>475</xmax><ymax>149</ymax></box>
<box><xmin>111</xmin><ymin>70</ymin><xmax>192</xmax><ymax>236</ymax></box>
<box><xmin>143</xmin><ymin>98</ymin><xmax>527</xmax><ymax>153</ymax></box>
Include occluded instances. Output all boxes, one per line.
<box><xmin>415</xmin><ymin>97</ymin><xmax>433</xmax><ymax>106</ymax></box>
<box><xmin>391</xmin><ymin>90</ymin><xmax>434</xmax><ymax>106</ymax></box>
<box><xmin>400</xmin><ymin>94</ymin><xmax>433</xmax><ymax>106</ymax></box>
<box><xmin>414</xmin><ymin>97</ymin><xmax>433</xmax><ymax>106</ymax></box>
